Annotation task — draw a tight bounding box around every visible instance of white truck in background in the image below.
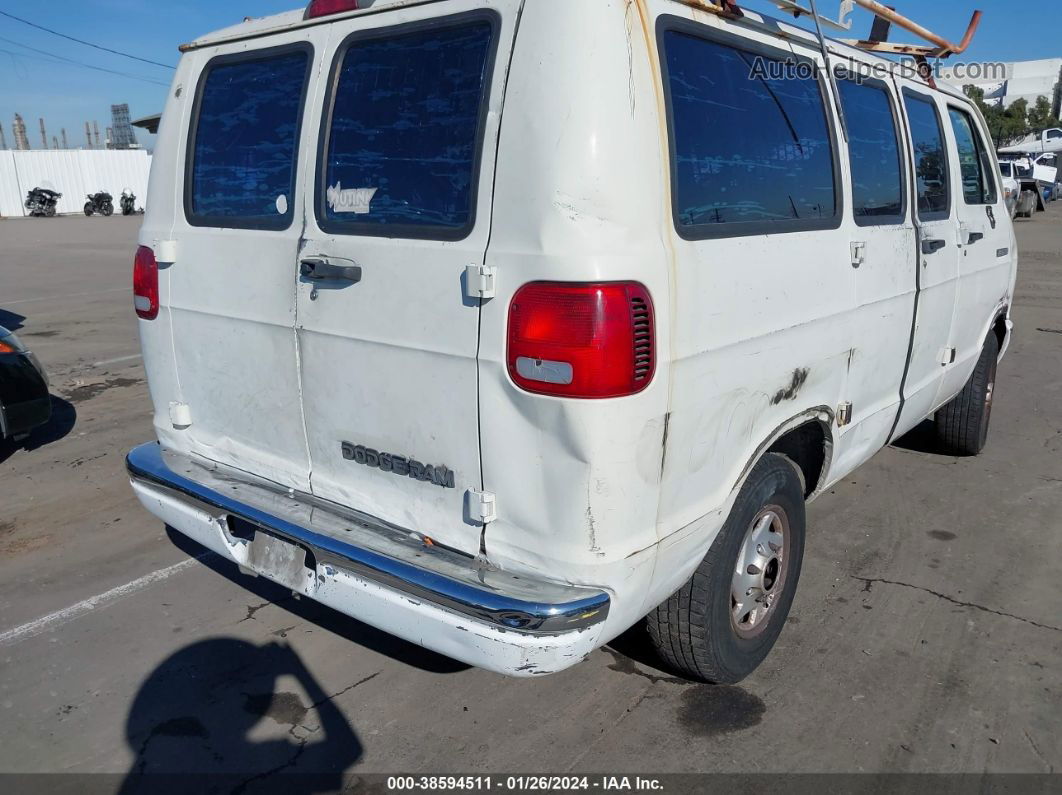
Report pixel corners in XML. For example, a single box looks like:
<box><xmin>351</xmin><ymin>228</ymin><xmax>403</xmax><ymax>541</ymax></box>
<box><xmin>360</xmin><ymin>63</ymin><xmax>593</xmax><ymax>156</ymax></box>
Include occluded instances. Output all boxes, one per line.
<box><xmin>998</xmin><ymin>127</ymin><xmax>1062</xmax><ymax>156</ymax></box>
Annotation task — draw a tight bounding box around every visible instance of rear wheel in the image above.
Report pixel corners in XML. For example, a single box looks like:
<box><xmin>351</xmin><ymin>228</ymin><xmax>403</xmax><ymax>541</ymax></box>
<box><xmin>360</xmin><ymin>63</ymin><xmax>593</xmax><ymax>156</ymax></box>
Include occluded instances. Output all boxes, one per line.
<box><xmin>647</xmin><ymin>453</ymin><xmax>805</xmax><ymax>683</ymax></box>
<box><xmin>84</xmin><ymin>202</ymin><xmax>94</xmax><ymax>216</ymax></box>
<box><xmin>934</xmin><ymin>334</ymin><xmax>998</xmax><ymax>456</ymax></box>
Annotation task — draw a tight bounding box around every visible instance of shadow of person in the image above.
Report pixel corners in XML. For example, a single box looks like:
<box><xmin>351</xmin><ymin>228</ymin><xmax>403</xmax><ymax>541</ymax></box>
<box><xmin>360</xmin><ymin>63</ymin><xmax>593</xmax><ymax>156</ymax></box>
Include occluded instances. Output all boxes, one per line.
<box><xmin>0</xmin><ymin>396</ymin><xmax>77</xmax><ymax>465</ymax></box>
<box><xmin>120</xmin><ymin>638</ymin><xmax>362</xmax><ymax>794</ymax></box>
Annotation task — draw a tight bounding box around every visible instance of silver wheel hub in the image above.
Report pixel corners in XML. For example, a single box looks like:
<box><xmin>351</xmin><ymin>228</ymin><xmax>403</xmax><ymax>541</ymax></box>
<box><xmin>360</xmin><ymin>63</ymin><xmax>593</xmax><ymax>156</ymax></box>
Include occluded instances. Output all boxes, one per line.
<box><xmin>732</xmin><ymin>507</ymin><xmax>788</xmax><ymax>637</ymax></box>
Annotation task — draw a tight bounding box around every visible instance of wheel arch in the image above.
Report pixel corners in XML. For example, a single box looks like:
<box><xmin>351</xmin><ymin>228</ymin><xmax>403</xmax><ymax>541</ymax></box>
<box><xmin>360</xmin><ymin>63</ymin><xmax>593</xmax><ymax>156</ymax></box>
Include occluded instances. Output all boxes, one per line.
<box><xmin>731</xmin><ymin>406</ymin><xmax>835</xmax><ymax>503</ymax></box>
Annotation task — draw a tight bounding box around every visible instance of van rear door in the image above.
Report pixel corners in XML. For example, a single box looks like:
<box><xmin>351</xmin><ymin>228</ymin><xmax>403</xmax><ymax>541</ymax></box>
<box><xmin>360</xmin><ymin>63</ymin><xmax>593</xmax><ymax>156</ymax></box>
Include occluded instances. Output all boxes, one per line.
<box><xmin>295</xmin><ymin>2</ymin><xmax>520</xmax><ymax>556</ymax></box>
<box><xmin>168</xmin><ymin>30</ymin><xmax>325</xmax><ymax>490</ymax></box>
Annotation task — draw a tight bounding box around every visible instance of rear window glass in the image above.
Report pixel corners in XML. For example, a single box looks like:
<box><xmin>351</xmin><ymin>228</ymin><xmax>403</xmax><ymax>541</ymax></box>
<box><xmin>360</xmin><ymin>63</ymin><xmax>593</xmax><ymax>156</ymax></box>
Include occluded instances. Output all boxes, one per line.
<box><xmin>320</xmin><ymin>19</ymin><xmax>496</xmax><ymax>238</ymax></box>
<box><xmin>903</xmin><ymin>93</ymin><xmax>950</xmax><ymax>218</ymax></box>
<box><xmin>188</xmin><ymin>49</ymin><xmax>309</xmax><ymax>226</ymax></box>
<box><xmin>838</xmin><ymin>79</ymin><xmax>904</xmax><ymax>223</ymax></box>
<box><xmin>662</xmin><ymin>30</ymin><xmax>837</xmax><ymax>237</ymax></box>
<box><xmin>948</xmin><ymin>108</ymin><xmax>997</xmax><ymax>205</ymax></box>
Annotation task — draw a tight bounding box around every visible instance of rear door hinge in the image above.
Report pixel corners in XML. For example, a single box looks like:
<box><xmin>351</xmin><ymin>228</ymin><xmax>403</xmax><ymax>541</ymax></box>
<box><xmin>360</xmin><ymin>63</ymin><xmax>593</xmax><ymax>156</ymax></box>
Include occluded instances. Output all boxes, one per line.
<box><xmin>465</xmin><ymin>264</ymin><xmax>497</xmax><ymax>300</ymax></box>
<box><xmin>154</xmin><ymin>239</ymin><xmax>178</xmax><ymax>264</ymax></box>
<box><xmin>837</xmin><ymin>401</ymin><xmax>853</xmax><ymax>427</ymax></box>
<box><xmin>850</xmin><ymin>241</ymin><xmax>866</xmax><ymax>269</ymax></box>
<box><xmin>466</xmin><ymin>488</ymin><xmax>497</xmax><ymax>524</ymax></box>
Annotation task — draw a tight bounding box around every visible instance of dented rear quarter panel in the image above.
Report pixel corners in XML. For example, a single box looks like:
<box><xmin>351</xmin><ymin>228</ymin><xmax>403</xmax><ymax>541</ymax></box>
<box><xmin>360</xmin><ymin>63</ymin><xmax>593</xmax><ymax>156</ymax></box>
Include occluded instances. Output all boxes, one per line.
<box><xmin>479</xmin><ymin>0</ymin><xmax>854</xmax><ymax>642</ymax></box>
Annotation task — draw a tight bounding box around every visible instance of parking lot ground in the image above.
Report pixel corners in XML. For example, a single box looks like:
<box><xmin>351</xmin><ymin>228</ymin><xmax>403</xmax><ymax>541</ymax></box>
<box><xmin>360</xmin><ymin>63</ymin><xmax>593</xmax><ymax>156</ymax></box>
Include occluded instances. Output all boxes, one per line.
<box><xmin>0</xmin><ymin>212</ymin><xmax>1060</xmax><ymax>783</ymax></box>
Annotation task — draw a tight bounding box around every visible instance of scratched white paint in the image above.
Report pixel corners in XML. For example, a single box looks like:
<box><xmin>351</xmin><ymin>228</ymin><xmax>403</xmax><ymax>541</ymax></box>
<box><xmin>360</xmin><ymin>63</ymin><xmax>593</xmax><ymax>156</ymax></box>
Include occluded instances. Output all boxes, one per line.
<box><xmin>130</xmin><ymin>0</ymin><xmax>1018</xmax><ymax>675</ymax></box>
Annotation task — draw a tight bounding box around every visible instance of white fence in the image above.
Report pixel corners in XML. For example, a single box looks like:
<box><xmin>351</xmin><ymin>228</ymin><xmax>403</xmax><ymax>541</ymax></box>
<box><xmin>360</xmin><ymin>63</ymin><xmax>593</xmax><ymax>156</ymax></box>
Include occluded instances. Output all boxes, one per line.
<box><xmin>0</xmin><ymin>150</ymin><xmax>152</xmax><ymax>217</ymax></box>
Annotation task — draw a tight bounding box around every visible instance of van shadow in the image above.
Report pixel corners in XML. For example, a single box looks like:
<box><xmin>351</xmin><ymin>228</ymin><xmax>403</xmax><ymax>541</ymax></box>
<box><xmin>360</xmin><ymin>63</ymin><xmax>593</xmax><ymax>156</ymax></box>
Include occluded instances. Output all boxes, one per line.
<box><xmin>0</xmin><ymin>396</ymin><xmax>77</xmax><ymax>465</ymax></box>
<box><xmin>165</xmin><ymin>526</ymin><xmax>470</xmax><ymax>676</ymax></box>
<box><xmin>890</xmin><ymin>419</ymin><xmax>950</xmax><ymax>455</ymax></box>
<box><xmin>119</xmin><ymin>637</ymin><xmax>363</xmax><ymax>794</ymax></box>
<box><xmin>0</xmin><ymin>309</ymin><xmax>27</xmax><ymax>332</ymax></box>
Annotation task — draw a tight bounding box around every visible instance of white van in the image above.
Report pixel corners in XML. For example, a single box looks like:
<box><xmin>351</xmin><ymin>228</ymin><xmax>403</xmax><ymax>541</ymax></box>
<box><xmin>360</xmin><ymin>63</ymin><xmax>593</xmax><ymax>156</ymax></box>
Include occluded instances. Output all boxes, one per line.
<box><xmin>127</xmin><ymin>0</ymin><xmax>1016</xmax><ymax>682</ymax></box>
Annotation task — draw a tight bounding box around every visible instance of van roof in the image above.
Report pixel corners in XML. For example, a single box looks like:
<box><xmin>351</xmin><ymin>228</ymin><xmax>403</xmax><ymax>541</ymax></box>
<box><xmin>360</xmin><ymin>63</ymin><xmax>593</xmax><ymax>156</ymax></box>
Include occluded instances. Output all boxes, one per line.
<box><xmin>179</xmin><ymin>0</ymin><xmax>967</xmax><ymax>101</ymax></box>
<box><xmin>179</xmin><ymin>0</ymin><xmax>437</xmax><ymax>51</ymax></box>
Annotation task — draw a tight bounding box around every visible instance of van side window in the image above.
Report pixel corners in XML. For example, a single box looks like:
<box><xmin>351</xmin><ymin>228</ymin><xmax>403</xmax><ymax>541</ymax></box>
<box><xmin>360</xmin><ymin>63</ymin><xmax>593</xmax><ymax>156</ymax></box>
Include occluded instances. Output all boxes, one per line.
<box><xmin>319</xmin><ymin>19</ymin><xmax>496</xmax><ymax>239</ymax></box>
<box><xmin>838</xmin><ymin>79</ymin><xmax>904</xmax><ymax>223</ymax></box>
<box><xmin>661</xmin><ymin>29</ymin><xmax>838</xmax><ymax>238</ymax></box>
<box><xmin>948</xmin><ymin>107</ymin><xmax>997</xmax><ymax>205</ymax></box>
<box><xmin>187</xmin><ymin>48</ymin><xmax>310</xmax><ymax>227</ymax></box>
<box><xmin>902</xmin><ymin>94</ymin><xmax>950</xmax><ymax>219</ymax></box>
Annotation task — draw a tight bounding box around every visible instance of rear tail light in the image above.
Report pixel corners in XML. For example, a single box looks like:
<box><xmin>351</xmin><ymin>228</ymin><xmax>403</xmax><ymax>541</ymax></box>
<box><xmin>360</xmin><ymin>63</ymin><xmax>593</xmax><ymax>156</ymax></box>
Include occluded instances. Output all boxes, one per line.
<box><xmin>133</xmin><ymin>245</ymin><xmax>159</xmax><ymax>320</ymax></box>
<box><xmin>304</xmin><ymin>0</ymin><xmax>360</xmax><ymax>19</ymax></box>
<box><xmin>507</xmin><ymin>282</ymin><xmax>655</xmax><ymax>399</ymax></box>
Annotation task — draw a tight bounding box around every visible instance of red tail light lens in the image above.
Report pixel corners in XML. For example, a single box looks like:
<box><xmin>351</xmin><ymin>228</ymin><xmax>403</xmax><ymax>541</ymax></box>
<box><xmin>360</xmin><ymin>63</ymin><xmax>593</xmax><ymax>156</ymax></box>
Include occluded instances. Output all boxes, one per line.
<box><xmin>304</xmin><ymin>0</ymin><xmax>359</xmax><ymax>19</ymax></box>
<box><xmin>507</xmin><ymin>282</ymin><xmax>655</xmax><ymax>399</ymax></box>
<box><xmin>133</xmin><ymin>245</ymin><xmax>159</xmax><ymax>320</ymax></box>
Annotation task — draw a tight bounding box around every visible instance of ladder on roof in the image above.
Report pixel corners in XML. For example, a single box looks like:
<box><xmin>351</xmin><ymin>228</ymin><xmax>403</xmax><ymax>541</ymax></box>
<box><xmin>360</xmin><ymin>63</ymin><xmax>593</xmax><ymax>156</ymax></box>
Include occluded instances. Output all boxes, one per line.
<box><xmin>677</xmin><ymin>0</ymin><xmax>982</xmax><ymax>59</ymax></box>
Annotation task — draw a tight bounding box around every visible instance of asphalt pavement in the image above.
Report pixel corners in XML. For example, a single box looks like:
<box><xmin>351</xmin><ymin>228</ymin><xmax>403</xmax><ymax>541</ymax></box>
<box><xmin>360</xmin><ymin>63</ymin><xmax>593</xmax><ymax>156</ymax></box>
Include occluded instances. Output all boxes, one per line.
<box><xmin>0</xmin><ymin>211</ymin><xmax>1059</xmax><ymax>786</ymax></box>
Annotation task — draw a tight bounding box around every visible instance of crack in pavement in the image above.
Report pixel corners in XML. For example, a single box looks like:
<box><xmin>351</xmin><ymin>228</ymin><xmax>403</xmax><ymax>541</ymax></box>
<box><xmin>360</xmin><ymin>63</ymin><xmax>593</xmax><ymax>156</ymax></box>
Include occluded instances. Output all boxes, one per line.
<box><xmin>1022</xmin><ymin>729</ymin><xmax>1055</xmax><ymax>772</ymax></box>
<box><xmin>853</xmin><ymin>576</ymin><xmax>1062</xmax><ymax>632</ymax></box>
<box><xmin>232</xmin><ymin>671</ymin><xmax>382</xmax><ymax>792</ymax></box>
<box><xmin>238</xmin><ymin>595</ymin><xmax>296</xmax><ymax>623</ymax></box>
<box><xmin>311</xmin><ymin>671</ymin><xmax>382</xmax><ymax>711</ymax></box>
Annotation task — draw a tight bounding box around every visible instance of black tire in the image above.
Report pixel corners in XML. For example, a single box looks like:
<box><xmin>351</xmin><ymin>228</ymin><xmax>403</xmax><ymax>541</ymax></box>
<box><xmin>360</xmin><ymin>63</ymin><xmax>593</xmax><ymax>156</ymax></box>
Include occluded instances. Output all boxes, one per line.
<box><xmin>84</xmin><ymin>203</ymin><xmax>94</xmax><ymax>216</ymax></box>
<box><xmin>934</xmin><ymin>333</ymin><xmax>998</xmax><ymax>456</ymax></box>
<box><xmin>45</xmin><ymin>205</ymin><xmax>56</xmax><ymax>217</ymax></box>
<box><xmin>101</xmin><ymin>202</ymin><xmax>114</xmax><ymax>217</ymax></box>
<box><xmin>122</xmin><ymin>206</ymin><xmax>132</xmax><ymax>216</ymax></box>
<box><xmin>647</xmin><ymin>453</ymin><xmax>806</xmax><ymax>683</ymax></box>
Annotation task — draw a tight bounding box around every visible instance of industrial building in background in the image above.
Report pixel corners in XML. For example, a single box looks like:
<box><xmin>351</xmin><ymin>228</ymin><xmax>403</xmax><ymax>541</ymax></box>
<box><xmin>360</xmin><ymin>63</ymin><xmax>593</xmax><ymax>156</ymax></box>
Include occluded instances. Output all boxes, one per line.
<box><xmin>940</xmin><ymin>58</ymin><xmax>1062</xmax><ymax>117</ymax></box>
<box><xmin>3</xmin><ymin>106</ymin><xmax>141</xmax><ymax>151</ymax></box>
<box><xmin>11</xmin><ymin>114</ymin><xmax>30</xmax><ymax>151</ymax></box>
<box><xmin>108</xmin><ymin>104</ymin><xmax>139</xmax><ymax>150</ymax></box>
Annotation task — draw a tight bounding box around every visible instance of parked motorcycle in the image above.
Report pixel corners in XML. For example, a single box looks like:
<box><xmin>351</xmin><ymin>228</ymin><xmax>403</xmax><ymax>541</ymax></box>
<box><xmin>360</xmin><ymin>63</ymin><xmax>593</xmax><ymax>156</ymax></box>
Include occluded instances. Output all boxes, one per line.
<box><xmin>24</xmin><ymin>187</ymin><xmax>61</xmax><ymax>217</ymax></box>
<box><xmin>120</xmin><ymin>189</ymin><xmax>140</xmax><ymax>216</ymax></box>
<box><xmin>84</xmin><ymin>191</ymin><xmax>114</xmax><ymax>217</ymax></box>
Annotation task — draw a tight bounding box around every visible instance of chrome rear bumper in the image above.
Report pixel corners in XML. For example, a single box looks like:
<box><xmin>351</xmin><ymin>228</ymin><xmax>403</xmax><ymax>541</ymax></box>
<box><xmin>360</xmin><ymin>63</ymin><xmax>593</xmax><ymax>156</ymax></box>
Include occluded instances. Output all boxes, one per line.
<box><xmin>126</xmin><ymin>442</ymin><xmax>610</xmax><ymax>636</ymax></box>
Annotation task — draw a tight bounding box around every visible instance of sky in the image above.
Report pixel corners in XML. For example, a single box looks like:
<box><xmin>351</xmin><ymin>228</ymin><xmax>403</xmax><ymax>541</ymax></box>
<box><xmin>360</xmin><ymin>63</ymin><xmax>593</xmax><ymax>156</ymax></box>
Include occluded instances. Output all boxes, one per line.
<box><xmin>1</xmin><ymin>0</ymin><xmax>1059</xmax><ymax>154</ymax></box>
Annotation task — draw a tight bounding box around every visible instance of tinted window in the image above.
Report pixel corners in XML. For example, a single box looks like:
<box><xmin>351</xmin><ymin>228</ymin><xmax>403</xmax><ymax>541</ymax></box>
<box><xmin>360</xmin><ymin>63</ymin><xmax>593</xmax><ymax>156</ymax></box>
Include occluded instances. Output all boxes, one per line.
<box><xmin>903</xmin><ymin>94</ymin><xmax>949</xmax><ymax>217</ymax></box>
<box><xmin>948</xmin><ymin>107</ymin><xmax>997</xmax><ymax>205</ymax></box>
<box><xmin>189</xmin><ymin>50</ymin><xmax>309</xmax><ymax>224</ymax></box>
<box><xmin>999</xmin><ymin>162</ymin><xmax>1013</xmax><ymax>178</ymax></box>
<box><xmin>321</xmin><ymin>20</ymin><xmax>494</xmax><ymax>237</ymax></box>
<box><xmin>663</xmin><ymin>31</ymin><xmax>836</xmax><ymax>234</ymax></box>
<box><xmin>1047</xmin><ymin>129</ymin><xmax>1062</xmax><ymax>140</ymax></box>
<box><xmin>838</xmin><ymin>79</ymin><xmax>903</xmax><ymax>222</ymax></box>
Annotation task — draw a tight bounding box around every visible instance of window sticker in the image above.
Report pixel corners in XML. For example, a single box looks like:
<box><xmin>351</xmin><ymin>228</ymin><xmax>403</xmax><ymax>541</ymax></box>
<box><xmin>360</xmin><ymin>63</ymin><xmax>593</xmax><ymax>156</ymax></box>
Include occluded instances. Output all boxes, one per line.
<box><xmin>327</xmin><ymin>182</ymin><xmax>378</xmax><ymax>214</ymax></box>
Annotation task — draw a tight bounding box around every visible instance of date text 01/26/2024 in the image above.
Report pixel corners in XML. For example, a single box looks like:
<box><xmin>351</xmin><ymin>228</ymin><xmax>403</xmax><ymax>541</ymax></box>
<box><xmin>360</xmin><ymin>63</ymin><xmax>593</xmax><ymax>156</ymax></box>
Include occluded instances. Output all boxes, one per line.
<box><xmin>386</xmin><ymin>776</ymin><xmax>665</xmax><ymax>791</ymax></box>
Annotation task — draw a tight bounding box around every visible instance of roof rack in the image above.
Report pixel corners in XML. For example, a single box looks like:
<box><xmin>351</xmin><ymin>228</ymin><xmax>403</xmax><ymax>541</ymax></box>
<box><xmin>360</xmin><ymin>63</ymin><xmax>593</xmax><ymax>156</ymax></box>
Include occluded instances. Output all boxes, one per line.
<box><xmin>675</xmin><ymin>1</ymin><xmax>982</xmax><ymax>59</ymax></box>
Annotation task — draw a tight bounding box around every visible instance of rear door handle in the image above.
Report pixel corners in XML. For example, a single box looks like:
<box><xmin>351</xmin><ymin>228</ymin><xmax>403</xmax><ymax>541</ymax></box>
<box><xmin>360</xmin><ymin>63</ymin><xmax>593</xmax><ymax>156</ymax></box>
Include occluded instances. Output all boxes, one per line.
<box><xmin>921</xmin><ymin>238</ymin><xmax>947</xmax><ymax>255</ymax></box>
<box><xmin>300</xmin><ymin>258</ymin><xmax>362</xmax><ymax>283</ymax></box>
<box><xmin>967</xmin><ymin>231</ymin><xmax>984</xmax><ymax>244</ymax></box>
